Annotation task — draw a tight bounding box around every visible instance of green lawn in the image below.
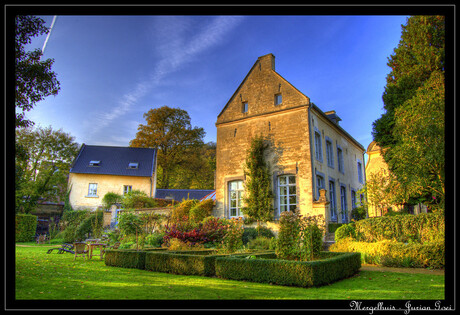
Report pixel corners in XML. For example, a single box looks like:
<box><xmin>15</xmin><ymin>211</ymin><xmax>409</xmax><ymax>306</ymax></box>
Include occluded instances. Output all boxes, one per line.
<box><xmin>15</xmin><ymin>244</ymin><xmax>444</xmax><ymax>301</ymax></box>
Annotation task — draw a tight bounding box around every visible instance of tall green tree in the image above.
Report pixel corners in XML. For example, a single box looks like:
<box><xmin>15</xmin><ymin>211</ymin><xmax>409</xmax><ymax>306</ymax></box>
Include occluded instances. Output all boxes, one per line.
<box><xmin>15</xmin><ymin>126</ymin><xmax>79</xmax><ymax>213</ymax></box>
<box><xmin>15</xmin><ymin>15</ymin><xmax>60</xmax><ymax>129</ymax></box>
<box><xmin>372</xmin><ymin>16</ymin><xmax>445</xmax><ymax>208</ymax></box>
<box><xmin>242</xmin><ymin>135</ymin><xmax>274</xmax><ymax>228</ymax></box>
<box><xmin>130</xmin><ymin>106</ymin><xmax>206</xmax><ymax>189</ymax></box>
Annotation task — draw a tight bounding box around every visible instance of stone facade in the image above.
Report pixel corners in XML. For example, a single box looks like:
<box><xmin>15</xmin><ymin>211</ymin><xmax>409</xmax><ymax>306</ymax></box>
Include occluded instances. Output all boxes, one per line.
<box><xmin>215</xmin><ymin>54</ymin><xmax>365</xmax><ymax>224</ymax></box>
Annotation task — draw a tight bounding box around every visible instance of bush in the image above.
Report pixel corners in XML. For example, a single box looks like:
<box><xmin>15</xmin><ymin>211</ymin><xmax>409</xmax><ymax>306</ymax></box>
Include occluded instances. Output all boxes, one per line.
<box><xmin>246</xmin><ymin>236</ymin><xmax>272</xmax><ymax>250</ymax></box>
<box><xmin>276</xmin><ymin>211</ymin><xmax>301</xmax><ymax>260</ymax></box>
<box><xmin>218</xmin><ymin>218</ymin><xmax>244</xmax><ymax>254</ymax></box>
<box><xmin>351</xmin><ymin>206</ymin><xmax>367</xmax><ymax>221</ymax></box>
<box><xmin>330</xmin><ymin>238</ymin><xmax>444</xmax><ymax>269</ymax></box>
<box><xmin>335</xmin><ymin>223</ymin><xmax>356</xmax><ymax>242</ymax></box>
<box><xmin>59</xmin><ymin>210</ymin><xmax>91</xmax><ymax>243</ymax></box>
<box><xmin>353</xmin><ymin>213</ymin><xmax>444</xmax><ymax>243</ymax></box>
<box><xmin>170</xmin><ymin>199</ymin><xmax>199</xmax><ymax>222</ymax></box>
<box><xmin>242</xmin><ymin>226</ymin><xmax>275</xmax><ymax>245</ymax></box>
<box><xmin>74</xmin><ymin>210</ymin><xmax>103</xmax><ymax>241</ymax></box>
<box><xmin>299</xmin><ymin>215</ymin><xmax>325</xmax><ymax>261</ymax></box>
<box><xmin>189</xmin><ymin>199</ymin><xmax>214</xmax><ymax>222</ymax></box>
<box><xmin>145</xmin><ymin>232</ymin><xmax>165</xmax><ymax>248</ymax></box>
<box><xmin>121</xmin><ymin>190</ymin><xmax>158</xmax><ymax>209</ymax></box>
<box><xmin>163</xmin><ymin>216</ymin><xmax>228</xmax><ymax>248</ymax></box>
<box><xmin>16</xmin><ymin>214</ymin><xmax>38</xmax><ymax>242</ymax></box>
<box><xmin>102</xmin><ymin>192</ymin><xmax>122</xmax><ymax>209</ymax></box>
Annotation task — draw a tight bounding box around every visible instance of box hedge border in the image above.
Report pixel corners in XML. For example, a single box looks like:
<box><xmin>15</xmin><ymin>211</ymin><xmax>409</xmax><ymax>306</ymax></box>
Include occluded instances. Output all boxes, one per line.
<box><xmin>215</xmin><ymin>251</ymin><xmax>361</xmax><ymax>288</ymax></box>
<box><xmin>104</xmin><ymin>248</ymin><xmax>168</xmax><ymax>269</ymax></box>
<box><xmin>144</xmin><ymin>250</ymin><xmax>270</xmax><ymax>277</ymax></box>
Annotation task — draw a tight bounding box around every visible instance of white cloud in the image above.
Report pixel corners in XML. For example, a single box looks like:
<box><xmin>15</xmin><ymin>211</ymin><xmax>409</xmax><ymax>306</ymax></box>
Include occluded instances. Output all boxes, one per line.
<box><xmin>86</xmin><ymin>16</ymin><xmax>244</xmax><ymax>145</ymax></box>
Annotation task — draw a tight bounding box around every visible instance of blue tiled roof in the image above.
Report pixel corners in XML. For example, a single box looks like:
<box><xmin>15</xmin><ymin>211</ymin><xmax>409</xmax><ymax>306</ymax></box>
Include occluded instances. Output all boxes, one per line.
<box><xmin>69</xmin><ymin>144</ymin><xmax>157</xmax><ymax>177</ymax></box>
<box><xmin>155</xmin><ymin>189</ymin><xmax>215</xmax><ymax>201</ymax></box>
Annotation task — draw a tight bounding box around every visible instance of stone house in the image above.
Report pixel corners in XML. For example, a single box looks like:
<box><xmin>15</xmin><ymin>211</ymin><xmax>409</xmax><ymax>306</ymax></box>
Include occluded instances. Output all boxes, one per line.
<box><xmin>68</xmin><ymin>144</ymin><xmax>158</xmax><ymax>211</ymax></box>
<box><xmin>214</xmin><ymin>54</ymin><xmax>366</xmax><ymax>225</ymax></box>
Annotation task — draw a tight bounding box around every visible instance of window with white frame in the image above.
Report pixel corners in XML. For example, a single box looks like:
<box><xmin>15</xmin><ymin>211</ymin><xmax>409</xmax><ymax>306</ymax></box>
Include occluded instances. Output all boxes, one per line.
<box><xmin>278</xmin><ymin>175</ymin><xmax>297</xmax><ymax>213</ymax></box>
<box><xmin>326</xmin><ymin>138</ymin><xmax>334</xmax><ymax>168</ymax></box>
<box><xmin>314</xmin><ymin>130</ymin><xmax>323</xmax><ymax>162</ymax></box>
<box><xmin>123</xmin><ymin>185</ymin><xmax>132</xmax><ymax>195</ymax></box>
<box><xmin>357</xmin><ymin>160</ymin><xmax>363</xmax><ymax>183</ymax></box>
<box><xmin>228</xmin><ymin>180</ymin><xmax>244</xmax><ymax>218</ymax></box>
<box><xmin>340</xmin><ymin>185</ymin><xmax>348</xmax><ymax>223</ymax></box>
<box><xmin>87</xmin><ymin>183</ymin><xmax>98</xmax><ymax>197</ymax></box>
<box><xmin>329</xmin><ymin>180</ymin><xmax>337</xmax><ymax>220</ymax></box>
<box><xmin>337</xmin><ymin>147</ymin><xmax>344</xmax><ymax>173</ymax></box>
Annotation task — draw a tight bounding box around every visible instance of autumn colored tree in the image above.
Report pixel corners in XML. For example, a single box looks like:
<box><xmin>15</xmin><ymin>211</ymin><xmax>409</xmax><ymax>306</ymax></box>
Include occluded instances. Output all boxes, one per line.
<box><xmin>15</xmin><ymin>15</ymin><xmax>60</xmax><ymax>129</ymax></box>
<box><xmin>372</xmin><ymin>16</ymin><xmax>445</xmax><ymax>209</ymax></box>
<box><xmin>130</xmin><ymin>106</ymin><xmax>206</xmax><ymax>189</ymax></box>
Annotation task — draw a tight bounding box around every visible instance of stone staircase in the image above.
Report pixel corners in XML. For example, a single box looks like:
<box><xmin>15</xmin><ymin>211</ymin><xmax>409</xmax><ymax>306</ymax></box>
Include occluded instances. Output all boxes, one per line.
<box><xmin>323</xmin><ymin>232</ymin><xmax>335</xmax><ymax>251</ymax></box>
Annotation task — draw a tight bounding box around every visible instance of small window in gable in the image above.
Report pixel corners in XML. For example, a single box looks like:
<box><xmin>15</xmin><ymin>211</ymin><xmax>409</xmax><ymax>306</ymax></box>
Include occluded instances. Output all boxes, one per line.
<box><xmin>128</xmin><ymin>162</ymin><xmax>138</xmax><ymax>169</ymax></box>
<box><xmin>89</xmin><ymin>160</ymin><xmax>100</xmax><ymax>166</ymax></box>
<box><xmin>242</xmin><ymin>102</ymin><xmax>248</xmax><ymax>113</ymax></box>
<box><xmin>275</xmin><ymin>93</ymin><xmax>282</xmax><ymax>105</ymax></box>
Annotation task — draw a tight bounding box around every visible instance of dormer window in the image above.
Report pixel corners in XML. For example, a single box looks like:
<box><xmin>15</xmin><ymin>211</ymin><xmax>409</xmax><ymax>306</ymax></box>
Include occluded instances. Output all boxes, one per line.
<box><xmin>128</xmin><ymin>162</ymin><xmax>138</xmax><ymax>169</ymax></box>
<box><xmin>89</xmin><ymin>160</ymin><xmax>100</xmax><ymax>166</ymax></box>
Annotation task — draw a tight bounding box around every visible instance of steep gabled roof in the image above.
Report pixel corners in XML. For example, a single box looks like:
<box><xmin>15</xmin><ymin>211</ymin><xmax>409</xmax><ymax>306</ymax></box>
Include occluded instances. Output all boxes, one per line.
<box><xmin>216</xmin><ymin>53</ymin><xmax>310</xmax><ymax>124</ymax></box>
<box><xmin>69</xmin><ymin>144</ymin><xmax>157</xmax><ymax>177</ymax></box>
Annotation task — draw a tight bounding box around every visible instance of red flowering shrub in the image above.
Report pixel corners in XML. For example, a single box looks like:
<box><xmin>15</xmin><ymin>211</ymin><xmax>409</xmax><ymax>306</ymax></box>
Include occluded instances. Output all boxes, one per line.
<box><xmin>163</xmin><ymin>216</ymin><xmax>228</xmax><ymax>247</ymax></box>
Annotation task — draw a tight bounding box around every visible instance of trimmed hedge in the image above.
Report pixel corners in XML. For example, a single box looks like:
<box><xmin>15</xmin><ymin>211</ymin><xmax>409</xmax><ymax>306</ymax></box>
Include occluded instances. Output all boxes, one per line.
<box><xmin>104</xmin><ymin>248</ymin><xmax>167</xmax><ymax>269</ymax></box>
<box><xmin>215</xmin><ymin>251</ymin><xmax>361</xmax><ymax>288</ymax></box>
<box><xmin>330</xmin><ymin>239</ymin><xmax>444</xmax><ymax>269</ymax></box>
<box><xmin>16</xmin><ymin>214</ymin><xmax>38</xmax><ymax>242</ymax></box>
<box><xmin>144</xmin><ymin>250</ymin><xmax>252</xmax><ymax>277</ymax></box>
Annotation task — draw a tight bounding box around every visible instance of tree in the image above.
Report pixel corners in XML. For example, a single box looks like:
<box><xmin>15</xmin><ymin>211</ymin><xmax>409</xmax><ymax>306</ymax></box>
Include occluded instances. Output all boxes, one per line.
<box><xmin>363</xmin><ymin>169</ymin><xmax>408</xmax><ymax>217</ymax></box>
<box><xmin>372</xmin><ymin>16</ymin><xmax>445</xmax><ymax>207</ymax></box>
<box><xmin>15</xmin><ymin>15</ymin><xmax>60</xmax><ymax>128</ymax></box>
<box><xmin>167</xmin><ymin>141</ymin><xmax>216</xmax><ymax>189</ymax></box>
<box><xmin>130</xmin><ymin>106</ymin><xmax>206</xmax><ymax>189</ymax></box>
<box><xmin>242</xmin><ymin>135</ymin><xmax>274</xmax><ymax>229</ymax></box>
<box><xmin>15</xmin><ymin>126</ymin><xmax>79</xmax><ymax>213</ymax></box>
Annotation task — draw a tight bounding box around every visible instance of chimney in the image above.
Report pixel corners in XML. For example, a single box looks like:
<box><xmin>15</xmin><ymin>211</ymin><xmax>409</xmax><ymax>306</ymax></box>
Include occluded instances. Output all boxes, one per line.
<box><xmin>324</xmin><ymin>110</ymin><xmax>342</xmax><ymax>125</ymax></box>
<box><xmin>257</xmin><ymin>53</ymin><xmax>275</xmax><ymax>71</ymax></box>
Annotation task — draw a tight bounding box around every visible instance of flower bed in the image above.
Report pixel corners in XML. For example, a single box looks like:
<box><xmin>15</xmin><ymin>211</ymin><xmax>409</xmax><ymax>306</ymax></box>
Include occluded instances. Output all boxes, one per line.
<box><xmin>215</xmin><ymin>251</ymin><xmax>361</xmax><ymax>288</ymax></box>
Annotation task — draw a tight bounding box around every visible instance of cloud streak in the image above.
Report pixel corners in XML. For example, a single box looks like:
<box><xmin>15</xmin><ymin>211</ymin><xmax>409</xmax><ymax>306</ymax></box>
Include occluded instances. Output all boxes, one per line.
<box><xmin>87</xmin><ymin>16</ymin><xmax>244</xmax><ymax>144</ymax></box>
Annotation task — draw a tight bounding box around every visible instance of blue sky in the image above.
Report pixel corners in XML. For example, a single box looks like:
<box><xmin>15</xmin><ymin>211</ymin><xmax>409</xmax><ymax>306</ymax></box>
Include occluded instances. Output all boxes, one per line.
<box><xmin>24</xmin><ymin>15</ymin><xmax>408</xmax><ymax>160</ymax></box>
